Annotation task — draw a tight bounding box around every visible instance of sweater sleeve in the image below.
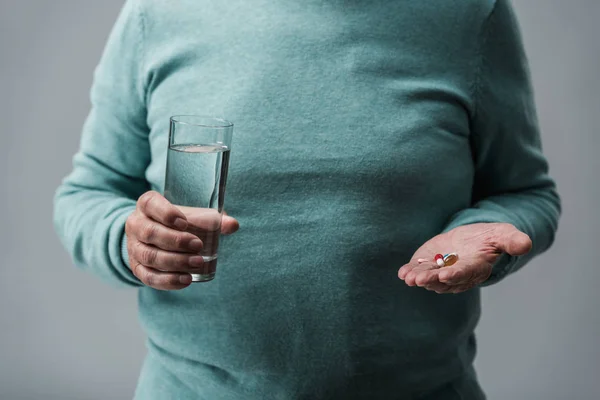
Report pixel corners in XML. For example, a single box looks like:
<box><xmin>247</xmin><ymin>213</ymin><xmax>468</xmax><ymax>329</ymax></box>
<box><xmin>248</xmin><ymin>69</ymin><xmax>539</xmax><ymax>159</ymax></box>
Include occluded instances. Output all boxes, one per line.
<box><xmin>442</xmin><ymin>0</ymin><xmax>561</xmax><ymax>285</ymax></box>
<box><xmin>53</xmin><ymin>0</ymin><xmax>148</xmax><ymax>288</ymax></box>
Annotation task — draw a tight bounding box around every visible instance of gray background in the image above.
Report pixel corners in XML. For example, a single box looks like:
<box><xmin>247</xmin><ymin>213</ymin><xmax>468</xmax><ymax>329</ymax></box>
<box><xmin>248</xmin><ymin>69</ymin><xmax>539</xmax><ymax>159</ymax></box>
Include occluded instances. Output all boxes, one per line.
<box><xmin>1</xmin><ymin>1</ymin><xmax>598</xmax><ymax>399</ymax></box>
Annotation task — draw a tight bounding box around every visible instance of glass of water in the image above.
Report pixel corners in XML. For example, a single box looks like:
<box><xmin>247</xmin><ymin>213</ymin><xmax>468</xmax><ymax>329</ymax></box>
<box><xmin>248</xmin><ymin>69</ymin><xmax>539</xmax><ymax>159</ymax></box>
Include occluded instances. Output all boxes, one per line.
<box><xmin>164</xmin><ymin>116</ymin><xmax>233</xmax><ymax>282</ymax></box>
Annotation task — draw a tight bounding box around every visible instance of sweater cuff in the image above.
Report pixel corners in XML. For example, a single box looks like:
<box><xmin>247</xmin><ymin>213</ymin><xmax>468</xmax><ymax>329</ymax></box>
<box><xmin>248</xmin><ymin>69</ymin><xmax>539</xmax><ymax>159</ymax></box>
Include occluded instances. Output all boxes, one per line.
<box><xmin>116</xmin><ymin>208</ymin><xmax>143</xmax><ymax>286</ymax></box>
<box><xmin>442</xmin><ymin>208</ymin><xmax>527</xmax><ymax>286</ymax></box>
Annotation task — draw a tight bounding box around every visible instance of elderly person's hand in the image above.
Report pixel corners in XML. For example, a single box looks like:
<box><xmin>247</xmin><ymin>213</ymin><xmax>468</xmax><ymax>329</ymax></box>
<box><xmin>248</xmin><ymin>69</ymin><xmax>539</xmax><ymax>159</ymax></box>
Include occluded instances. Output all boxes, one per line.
<box><xmin>398</xmin><ymin>223</ymin><xmax>532</xmax><ymax>294</ymax></box>
<box><xmin>125</xmin><ymin>191</ymin><xmax>239</xmax><ymax>290</ymax></box>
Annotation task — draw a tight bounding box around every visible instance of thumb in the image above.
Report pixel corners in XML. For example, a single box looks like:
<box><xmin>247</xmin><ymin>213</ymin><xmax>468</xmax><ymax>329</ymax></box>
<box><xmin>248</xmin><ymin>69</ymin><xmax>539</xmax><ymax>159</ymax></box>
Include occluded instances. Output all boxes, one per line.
<box><xmin>491</xmin><ymin>223</ymin><xmax>532</xmax><ymax>256</ymax></box>
<box><xmin>221</xmin><ymin>211</ymin><xmax>240</xmax><ymax>235</ymax></box>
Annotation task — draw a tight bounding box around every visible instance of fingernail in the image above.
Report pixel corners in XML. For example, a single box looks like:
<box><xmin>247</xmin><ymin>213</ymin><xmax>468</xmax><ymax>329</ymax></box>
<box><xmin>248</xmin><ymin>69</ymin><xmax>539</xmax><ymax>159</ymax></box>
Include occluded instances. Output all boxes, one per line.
<box><xmin>189</xmin><ymin>239</ymin><xmax>203</xmax><ymax>251</ymax></box>
<box><xmin>174</xmin><ymin>218</ymin><xmax>187</xmax><ymax>230</ymax></box>
<box><xmin>179</xmin><ymin>274</ymin><xmax>192</xmax><ymax>284</ymax></box>
<box><xmin>189</xmin><ymin>256</ymin><xmax>204</xmax><ymax>267</ymax></box>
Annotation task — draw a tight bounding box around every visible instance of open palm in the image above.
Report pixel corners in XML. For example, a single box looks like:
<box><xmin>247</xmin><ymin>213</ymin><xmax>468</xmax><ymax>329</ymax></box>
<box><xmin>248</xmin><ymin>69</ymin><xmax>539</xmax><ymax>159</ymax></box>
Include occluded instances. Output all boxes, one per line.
<box><xmin>398</xmin><ymin>223</ymin><xmax>532</xmax><ymax>294</ymax></box>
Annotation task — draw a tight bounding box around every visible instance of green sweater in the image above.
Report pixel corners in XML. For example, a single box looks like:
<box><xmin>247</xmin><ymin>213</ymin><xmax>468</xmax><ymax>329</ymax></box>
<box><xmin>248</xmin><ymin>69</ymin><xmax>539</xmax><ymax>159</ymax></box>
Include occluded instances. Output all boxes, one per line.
<box><xmin>54</xmin><ymin>0</ymin><xmax>560</xmax><ymax>398</ymax></box>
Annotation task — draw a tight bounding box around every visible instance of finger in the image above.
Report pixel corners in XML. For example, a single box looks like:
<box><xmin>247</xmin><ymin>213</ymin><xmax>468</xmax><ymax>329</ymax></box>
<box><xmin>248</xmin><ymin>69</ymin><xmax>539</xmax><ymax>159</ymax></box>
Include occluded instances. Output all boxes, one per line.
<box><xmin>138</xmin><ymin>191</ymin><xmax>188</xmax><ymax>231</ymax></box>
<box><xmin>398</xmin><ymin>264</ymin><xmax>414</xmax><ymax>280</ymax></box>
<box><xmin>399</xmin><ymin>259</ymin><xmax>435</xmax><ymax>280</ymax></box>
<box><xmin>440</xmin><ymin>262</ymin><xmax>492</xmax><ymax>286</ymax></box>
<box><xmin>404</xmin><ymin>263</ymin><xmax>438</xmax><ymax>286</ymax></box>
<box><xmin>414</xmin><ymin>269</ymin><xmax>442</xmax><ymax>287</ymax></box>
<box><xmin>221</xmin><ymin>213</ymin><xmax>240</xmax><ymax>235</ymax></box>
<box><xmin>132</xmin><ymin>242</ymin><xmax>205</xmax><ymax>271</ymax></box>
<box><xmin>132</xmin><ymin>214</ymin><xmax>203</xmax><ymax>252</ymax></box>
<box><xmin>398</xmin><ymin>261</ymin><xmax>418</xmax><ymax>280</ymax></box>
<box><xmin>131</xmin><ymin>262</ymin><xmax>192</xmax><ymax>290</ymax></box>
<box><xmin>438</xmin><ymin>264</ymin><xmax>478</xmax><ymax>285</ymax></box>
<box><xmin>491</xmin><ymin>223</ymin><xmax>532</xmax><ymax>256</ymax></box>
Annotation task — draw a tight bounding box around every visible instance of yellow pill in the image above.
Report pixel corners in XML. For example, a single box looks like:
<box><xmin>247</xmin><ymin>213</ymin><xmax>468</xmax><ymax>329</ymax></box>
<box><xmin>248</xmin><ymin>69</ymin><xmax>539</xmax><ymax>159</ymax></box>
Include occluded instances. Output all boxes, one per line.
<box><xmin>443</xmin><ymin>253</ymin><xmax>458</xmax><ymax>267</ymax></box>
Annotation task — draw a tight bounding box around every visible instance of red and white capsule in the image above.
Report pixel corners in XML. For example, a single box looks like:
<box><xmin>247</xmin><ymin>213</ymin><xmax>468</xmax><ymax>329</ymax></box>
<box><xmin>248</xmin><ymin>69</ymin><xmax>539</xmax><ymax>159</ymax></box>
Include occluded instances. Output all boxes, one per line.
<box><xmin>434</xmin><ymin>254</ymin><xmax>445</xmax><ymax>267</ymax></box>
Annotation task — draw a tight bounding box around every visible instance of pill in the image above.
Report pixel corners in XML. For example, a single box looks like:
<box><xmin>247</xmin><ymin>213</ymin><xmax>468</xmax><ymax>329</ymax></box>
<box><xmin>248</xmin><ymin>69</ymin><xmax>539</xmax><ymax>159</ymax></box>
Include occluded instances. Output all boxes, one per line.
<box><xmin>434</xmin><ymin>254</ymin><xmax>445</xmax><ymax>267</ymax></box>
<box><xmin>443</xmin><ymin>253</ymin><xmax>458</xmax><ymax>267</ymax></box>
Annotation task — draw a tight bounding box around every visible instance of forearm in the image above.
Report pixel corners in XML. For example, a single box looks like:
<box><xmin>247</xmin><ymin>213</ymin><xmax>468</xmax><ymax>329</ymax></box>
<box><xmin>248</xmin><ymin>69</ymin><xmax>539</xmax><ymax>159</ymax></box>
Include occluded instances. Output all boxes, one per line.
<box><xmin>53</xmin><ymin>128</ymin><xmax>149</xmax><ymax>288</ymax></box>
<box><xmin>54</xmin><ymin>178</ymin><xmax>143</xmax><ymax>288</ymax></box>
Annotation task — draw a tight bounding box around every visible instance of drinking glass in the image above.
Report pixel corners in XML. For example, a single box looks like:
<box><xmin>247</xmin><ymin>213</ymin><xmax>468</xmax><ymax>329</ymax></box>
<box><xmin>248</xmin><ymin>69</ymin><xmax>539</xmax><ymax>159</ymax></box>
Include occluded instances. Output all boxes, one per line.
<box><xmin>164</xmin><ymin>115</ymin><xmax>233</xmax><ymax>282</ymax></box>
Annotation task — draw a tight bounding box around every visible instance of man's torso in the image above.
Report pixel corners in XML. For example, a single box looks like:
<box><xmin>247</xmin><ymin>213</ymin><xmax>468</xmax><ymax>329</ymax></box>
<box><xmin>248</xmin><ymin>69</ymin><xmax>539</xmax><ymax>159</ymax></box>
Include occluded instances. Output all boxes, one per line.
<box><xmin>135</xmin><ymin>1</ymin><xmax>493</xmax><ymax>398</ymax></box>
